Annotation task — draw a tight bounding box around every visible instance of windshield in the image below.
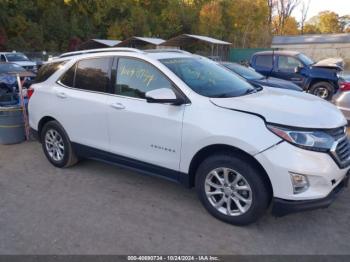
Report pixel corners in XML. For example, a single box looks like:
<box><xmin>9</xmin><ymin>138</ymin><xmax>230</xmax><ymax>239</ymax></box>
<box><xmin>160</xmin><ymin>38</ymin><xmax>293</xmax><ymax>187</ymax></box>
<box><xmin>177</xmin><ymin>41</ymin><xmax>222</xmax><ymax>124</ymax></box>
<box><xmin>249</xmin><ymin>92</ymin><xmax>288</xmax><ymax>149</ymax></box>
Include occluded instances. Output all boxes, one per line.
<box><xmin>298</xmin><ymin>53</ymin><xmax>314</xmax><ymax>66</ymax></box>
<box><xmin>0</xmin><ymin>63</ymin><xmax>25</xmax><ymax>74</ymax></box>
<box><xmin>223</xmin><ymin>63</ymin><xmax>264</xmax><ymax>80</ymax></box>
<box><xmin>6</xmin><ymin>53</ymin><xmax>29</xmax><ymax>62</ymax></box>
<box><xmin>160</xmin><ymin>57</ymin><xmax>255</xmax><ymax>98</ymax></box>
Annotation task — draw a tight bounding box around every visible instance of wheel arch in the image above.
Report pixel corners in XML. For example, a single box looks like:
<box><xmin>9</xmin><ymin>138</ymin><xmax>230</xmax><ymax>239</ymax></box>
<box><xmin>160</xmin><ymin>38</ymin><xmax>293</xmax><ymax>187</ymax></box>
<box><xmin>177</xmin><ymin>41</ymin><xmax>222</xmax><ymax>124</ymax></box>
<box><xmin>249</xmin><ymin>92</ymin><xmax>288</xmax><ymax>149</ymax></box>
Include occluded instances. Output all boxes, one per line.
<box><xmin>306</xmin><ymin>78</ymin><xmax>337</xmax><ymax>91</ymax></box>
<box><xmin>187</xmin><ymin>144</ymin><xmax>273</xmax><ymax>199</ymax></box>
<box><xmin>37</xmin><ymin>116</ymin><xmax>58</xmax><ymax>142</ymax></box>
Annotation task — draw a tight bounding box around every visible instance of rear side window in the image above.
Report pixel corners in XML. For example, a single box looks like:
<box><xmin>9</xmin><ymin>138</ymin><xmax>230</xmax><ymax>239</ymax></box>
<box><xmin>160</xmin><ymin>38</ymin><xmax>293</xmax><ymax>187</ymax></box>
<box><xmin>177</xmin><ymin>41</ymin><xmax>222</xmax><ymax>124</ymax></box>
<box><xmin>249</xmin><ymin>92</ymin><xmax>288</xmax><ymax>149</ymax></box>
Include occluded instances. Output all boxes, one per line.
<box><xmin>35</xmin><ymin>61</ymin><xmax>66</xmax><ymax>83</ymax></box>
<box><xmin>74</xmin><ymin>58</ymin><xmax>111</xmax><ymax>92</ymax></box>
<box><xmin>60</xmin><ymin>64</ymin><xmax>76</xmax><ymax>87</ymax></box>
<box><xmin>59</xmin><ymin>57</ymin><xmax>111</xmax><ymax>92</ymax></box>
<box><xmin>255</xmin><ymin>55</ymin><xmax>273</xmax><ymax>69</ymax></box>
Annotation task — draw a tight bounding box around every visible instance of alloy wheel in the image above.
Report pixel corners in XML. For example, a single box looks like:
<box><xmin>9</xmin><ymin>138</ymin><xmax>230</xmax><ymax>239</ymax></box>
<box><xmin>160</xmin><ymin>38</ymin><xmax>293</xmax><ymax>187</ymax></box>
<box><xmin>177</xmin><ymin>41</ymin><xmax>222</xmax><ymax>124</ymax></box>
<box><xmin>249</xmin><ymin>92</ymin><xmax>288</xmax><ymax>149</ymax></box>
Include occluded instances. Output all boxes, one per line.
<box><xmin>205</xmin><ymin>167</ymin><xmax>252</xmax><ymax>216</ymax></box>
<box><xmin>314</xmin><ymin>87</ymin><xmax>329</xmax><ymax>99</ymax></box>
<box><xmin>45</xmin><ymin>129</ymin><xmax>65</xmax><ymax>162</ymax></box>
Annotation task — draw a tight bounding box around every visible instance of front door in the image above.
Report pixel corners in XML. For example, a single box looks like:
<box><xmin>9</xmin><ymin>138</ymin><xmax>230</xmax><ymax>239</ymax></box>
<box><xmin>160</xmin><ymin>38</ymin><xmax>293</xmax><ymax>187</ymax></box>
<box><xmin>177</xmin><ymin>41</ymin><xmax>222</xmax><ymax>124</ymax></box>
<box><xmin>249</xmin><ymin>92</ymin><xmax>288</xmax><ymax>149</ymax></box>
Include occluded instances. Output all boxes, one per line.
<box><xmin>273</xmin><ymin>55</ymin><xmax>306</xmax><ymax>87</ymax></box>
<box><xmin>107</xmin><ymin>57</ymin><xmax>185</xmax><ymax>171</ymax></box>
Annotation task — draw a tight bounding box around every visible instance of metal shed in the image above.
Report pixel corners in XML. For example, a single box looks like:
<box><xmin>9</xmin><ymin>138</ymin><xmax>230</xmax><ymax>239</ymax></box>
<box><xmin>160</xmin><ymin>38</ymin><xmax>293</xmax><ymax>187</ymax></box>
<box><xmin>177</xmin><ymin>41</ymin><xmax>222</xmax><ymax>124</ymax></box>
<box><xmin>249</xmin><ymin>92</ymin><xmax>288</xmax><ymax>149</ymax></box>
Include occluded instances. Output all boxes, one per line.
<box><xmin>272</xmin><ymin>34</ymin><xmax>350</xmax><ymax>46</ymax></box>
<box><xmin>77</xmin><ymin>39</ymin><xmax>121</xmax><ymax>50</ymax></box>
<box><xmin>160</xmin><ymin>34</ymin><xmax>232</xmax><ymax>61</ymax></box>
<box><xmin>115</xmin><ymin>37</ymin><xmax>165</xmax><ymax>49</ymax></box>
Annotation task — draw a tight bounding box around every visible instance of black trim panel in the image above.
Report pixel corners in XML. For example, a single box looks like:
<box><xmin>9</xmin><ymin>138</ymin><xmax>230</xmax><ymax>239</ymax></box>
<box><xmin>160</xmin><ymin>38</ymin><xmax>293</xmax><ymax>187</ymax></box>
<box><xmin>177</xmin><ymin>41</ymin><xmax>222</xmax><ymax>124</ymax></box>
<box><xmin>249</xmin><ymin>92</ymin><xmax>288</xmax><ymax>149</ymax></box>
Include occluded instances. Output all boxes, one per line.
<box><xmin>272</xmin><ymin>172</ymin><xmax>349</xmax><ymax>217</ymax></box>
<box><xmin>30</xmin><ymin>128</ymin><xmax>39</xmax><ymax>141</ymax></box>
<box><xmin>72</xmin><ymin>143</ymin><xmax>191</xmax><ymax>187</ymax></box>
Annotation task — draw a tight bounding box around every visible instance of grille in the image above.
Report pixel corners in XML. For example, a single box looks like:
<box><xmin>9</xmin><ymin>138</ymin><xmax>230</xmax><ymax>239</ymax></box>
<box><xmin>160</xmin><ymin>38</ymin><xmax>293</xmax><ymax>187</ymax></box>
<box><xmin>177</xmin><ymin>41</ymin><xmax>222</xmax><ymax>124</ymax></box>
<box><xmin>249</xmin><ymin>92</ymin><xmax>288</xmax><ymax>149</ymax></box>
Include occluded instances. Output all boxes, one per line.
<box><xmin>335</xmin><ymin>138</ymin><xmax>350</xmax><ymax>162</ymax></box>
<box><xmin>327</xmin><ymin>126</ymin><xmax>350</xmax><ymax>168</ymax></box>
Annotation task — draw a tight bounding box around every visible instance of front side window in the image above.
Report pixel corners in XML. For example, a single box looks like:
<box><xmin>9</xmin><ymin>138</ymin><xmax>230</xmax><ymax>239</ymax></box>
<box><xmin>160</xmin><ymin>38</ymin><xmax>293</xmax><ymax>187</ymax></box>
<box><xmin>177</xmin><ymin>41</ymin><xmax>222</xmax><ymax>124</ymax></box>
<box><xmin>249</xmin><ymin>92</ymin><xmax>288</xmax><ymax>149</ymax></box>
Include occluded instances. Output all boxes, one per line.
<box><xmin>0</xmin><ymin>55</ymin><xmax>6</xmax><ymax>62</ymax></box>
<box><xmin>278</xmin><ymin>56</ymin><xmax>302</xmax><ymax>71</ymax></box>
<box><xmin>115</xmin><ymin>58</ymin><xmax>174</xmax><ymax>99</ymax></box>
<box><xmin>74</xmin><ymin>58</ymin><xmax>111</xmax><ymax>92</ymax></box>
<box><xmin>161</xmin><ymin>57</ymin><xmax>254</xmax><ymax>98</ymax></box>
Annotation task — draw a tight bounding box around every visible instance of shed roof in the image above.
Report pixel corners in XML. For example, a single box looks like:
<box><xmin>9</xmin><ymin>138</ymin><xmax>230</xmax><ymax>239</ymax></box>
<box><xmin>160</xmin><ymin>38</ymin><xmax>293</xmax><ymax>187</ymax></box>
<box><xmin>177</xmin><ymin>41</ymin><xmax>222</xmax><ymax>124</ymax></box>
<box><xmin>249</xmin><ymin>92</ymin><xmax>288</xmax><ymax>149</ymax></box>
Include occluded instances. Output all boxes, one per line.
<box><xmin>272</xmin><ymin>33</ymin><xmax>350</xmax><ymax>46</ymax></box>
<box><xmin>92</xmin><ymin>39</ymin><xmax>122</xmax><ymax>46</ymax></box>
<box><xmin>77</xmin><ymin>39</ymin><xmax>121</xmax><ymax>50</ymax></box>
<box><xmin>161</xmin><ymin>34</ymin><xmax>231</xmax><ymax>46</ymax></box>
<box><xmin>116</xmin><ymin>37</ymin><xmax>165</xmax><ymax>47</ymax></box>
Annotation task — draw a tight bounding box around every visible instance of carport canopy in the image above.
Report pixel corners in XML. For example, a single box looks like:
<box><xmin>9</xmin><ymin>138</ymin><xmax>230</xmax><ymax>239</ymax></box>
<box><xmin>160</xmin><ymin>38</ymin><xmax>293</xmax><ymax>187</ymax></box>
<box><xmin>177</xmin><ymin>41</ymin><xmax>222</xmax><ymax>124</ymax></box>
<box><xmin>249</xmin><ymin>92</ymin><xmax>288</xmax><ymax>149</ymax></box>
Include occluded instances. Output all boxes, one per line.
<box><xmin>77</xmin><ymin>39</ymin><xmax>121</xmax><ymax>50</ymax></box>
<box><xmin>116</xmin><ymin>37</ymin><xmax>165</xmax><ymax>48</ymax></box>
<box><xmin>160</xmin><ymin>34</ymin><xmax>231</xmax><ymax>47</ymax></box>
<box><xmin>160</xmin><ymin>34</ymin><xmax>231</xmax><ymax>60</ymax></box>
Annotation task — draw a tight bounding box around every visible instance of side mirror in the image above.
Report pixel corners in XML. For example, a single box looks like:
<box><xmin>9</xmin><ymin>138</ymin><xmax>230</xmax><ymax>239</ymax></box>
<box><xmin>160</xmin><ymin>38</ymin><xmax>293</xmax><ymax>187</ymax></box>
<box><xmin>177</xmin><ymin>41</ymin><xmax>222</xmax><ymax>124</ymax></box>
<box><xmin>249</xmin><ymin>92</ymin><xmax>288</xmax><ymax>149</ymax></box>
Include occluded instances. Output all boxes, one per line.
<box><xmin>294</xmin><ymin>66</ymin><xmax>302</xmax><ymax>73</ymax></box>
<box><xmin>145</xmin><ymin>88</ymin><xmax>184</xmax><ymax>105</ymax></box>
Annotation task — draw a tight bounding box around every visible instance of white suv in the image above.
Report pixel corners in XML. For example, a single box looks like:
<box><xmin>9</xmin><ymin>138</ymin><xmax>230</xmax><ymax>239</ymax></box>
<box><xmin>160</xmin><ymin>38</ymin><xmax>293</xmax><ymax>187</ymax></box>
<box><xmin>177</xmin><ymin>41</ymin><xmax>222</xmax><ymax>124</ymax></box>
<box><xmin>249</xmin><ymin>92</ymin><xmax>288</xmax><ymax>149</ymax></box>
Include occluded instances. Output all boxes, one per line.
<box><xmin>28</xmin><ymin>48</ymin><xmax>350</xmax><ymax>225</ymax></box>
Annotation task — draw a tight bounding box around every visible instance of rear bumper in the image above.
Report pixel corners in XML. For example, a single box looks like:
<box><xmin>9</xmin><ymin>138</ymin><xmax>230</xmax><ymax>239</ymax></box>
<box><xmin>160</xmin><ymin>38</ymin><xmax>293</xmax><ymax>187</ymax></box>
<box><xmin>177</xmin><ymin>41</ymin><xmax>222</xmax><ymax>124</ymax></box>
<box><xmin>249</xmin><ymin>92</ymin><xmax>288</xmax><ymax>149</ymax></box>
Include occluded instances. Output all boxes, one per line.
<box><xmin>30</xmin><ymin>128</ymin><xmax>39</xmax><ymax>141</ymax></box>
<box><xmin>272</xmin><ymin>172</ymin><xmax>349</xmax><ymax>216</ymax></box>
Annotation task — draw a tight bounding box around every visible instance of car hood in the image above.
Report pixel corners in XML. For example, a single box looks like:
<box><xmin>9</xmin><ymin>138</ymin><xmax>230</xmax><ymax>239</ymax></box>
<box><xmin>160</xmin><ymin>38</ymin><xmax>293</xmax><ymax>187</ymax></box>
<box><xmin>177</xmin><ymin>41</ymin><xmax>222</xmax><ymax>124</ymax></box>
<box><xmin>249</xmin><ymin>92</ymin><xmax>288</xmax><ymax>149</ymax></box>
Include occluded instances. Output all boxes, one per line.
<box><xmin>313</xmin><ymin>58</ymin><xmax>344</xmax><ymax>71</ymax></box>
<box><xmin>210</xmin><ymin>87</ymin><xmax>346</xmax><ymax>129</ymax></box>
<box><xmin>253</xmin><ymin>77</ymin><xmax>302</xmax><ymax>91</ymax></box>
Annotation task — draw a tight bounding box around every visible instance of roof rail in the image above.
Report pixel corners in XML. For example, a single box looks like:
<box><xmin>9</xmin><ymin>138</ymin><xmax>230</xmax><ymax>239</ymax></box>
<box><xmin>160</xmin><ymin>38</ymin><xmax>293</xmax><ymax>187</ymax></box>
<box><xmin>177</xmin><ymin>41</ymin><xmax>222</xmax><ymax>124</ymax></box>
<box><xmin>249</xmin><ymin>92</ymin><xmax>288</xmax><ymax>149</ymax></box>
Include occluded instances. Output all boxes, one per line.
<box><xmin>59</xmin><ymin>47</ymin><xmax>143</xmax><ymax>58</ymax></box>
<box><xmin>144</xmin><ymin>49</ymin><xmax>191</xmax><ymax>55</ymax></box>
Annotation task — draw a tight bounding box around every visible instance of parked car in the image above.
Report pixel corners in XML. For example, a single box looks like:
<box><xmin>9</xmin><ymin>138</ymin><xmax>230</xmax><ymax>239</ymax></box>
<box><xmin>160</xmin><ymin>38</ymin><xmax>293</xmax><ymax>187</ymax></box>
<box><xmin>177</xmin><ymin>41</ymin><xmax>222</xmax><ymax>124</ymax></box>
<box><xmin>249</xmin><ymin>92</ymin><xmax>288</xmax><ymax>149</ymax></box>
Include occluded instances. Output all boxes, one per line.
<box><xmin>28</xmin><ymin>48</ymin><xmax>349</xmax><ymax>225</ymax></box>
<box><xmin>250</xmin><ymin>51</ymin><xmax>341</xmax><ymax>100</ymax></box>
<box><xmin>0</xmin><ymin>52</ymin><xmax>38</xmax><ymax>73</ymax></box>
<box><xmin>0</xmin><ymin>62</ymin><xmax>35</xmax><ymax>94</ymax></box>
<box><xmin>221</xmin><ymin>62</ymin><xmax>302</xmax><ymax>91</ymax></box>
<box><xmin>333</xmin><ymin>75</ymin><xmax>350</xmax><ymax>121</ymax></box>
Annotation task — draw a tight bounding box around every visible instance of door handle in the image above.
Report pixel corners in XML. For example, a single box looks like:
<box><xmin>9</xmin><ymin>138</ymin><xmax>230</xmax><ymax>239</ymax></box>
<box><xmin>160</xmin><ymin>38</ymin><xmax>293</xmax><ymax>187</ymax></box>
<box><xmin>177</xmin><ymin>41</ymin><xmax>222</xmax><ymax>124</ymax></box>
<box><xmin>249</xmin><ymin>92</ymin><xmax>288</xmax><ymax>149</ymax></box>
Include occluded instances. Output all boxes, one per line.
<box><xmin>56</xmin><ymin>92</ymin><xmax>67</xmax><ymax>99</ymax></box>
<box><xmin>110</xmin><ymin>102</ymin><xmax>125</xmax><ymax>110</ymax></box>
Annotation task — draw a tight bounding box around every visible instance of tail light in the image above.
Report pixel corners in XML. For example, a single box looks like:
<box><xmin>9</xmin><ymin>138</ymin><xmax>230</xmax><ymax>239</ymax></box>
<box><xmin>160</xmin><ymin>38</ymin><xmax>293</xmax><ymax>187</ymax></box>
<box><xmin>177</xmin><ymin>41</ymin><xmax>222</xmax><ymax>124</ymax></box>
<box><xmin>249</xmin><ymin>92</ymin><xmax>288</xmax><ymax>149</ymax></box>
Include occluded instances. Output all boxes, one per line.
<box><xmin>340</xmin><ymin>82</ymin><xmax>350</xmax><ymax>92</ymax></box>
<box><xmin>27</xmin><ymin>87</ymin><xmax>34</xmax><ymax>99</ymax></box>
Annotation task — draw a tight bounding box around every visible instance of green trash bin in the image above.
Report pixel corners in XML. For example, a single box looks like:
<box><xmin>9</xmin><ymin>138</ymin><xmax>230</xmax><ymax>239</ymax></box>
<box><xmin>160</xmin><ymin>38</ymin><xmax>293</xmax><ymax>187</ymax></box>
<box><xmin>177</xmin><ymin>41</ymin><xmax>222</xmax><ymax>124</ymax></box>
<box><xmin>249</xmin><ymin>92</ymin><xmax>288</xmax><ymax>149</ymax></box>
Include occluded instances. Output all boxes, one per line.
<box><xmin>0</xmin><ymin>105</ymin><xmax>25</xmax><ymax>144</ymax></box>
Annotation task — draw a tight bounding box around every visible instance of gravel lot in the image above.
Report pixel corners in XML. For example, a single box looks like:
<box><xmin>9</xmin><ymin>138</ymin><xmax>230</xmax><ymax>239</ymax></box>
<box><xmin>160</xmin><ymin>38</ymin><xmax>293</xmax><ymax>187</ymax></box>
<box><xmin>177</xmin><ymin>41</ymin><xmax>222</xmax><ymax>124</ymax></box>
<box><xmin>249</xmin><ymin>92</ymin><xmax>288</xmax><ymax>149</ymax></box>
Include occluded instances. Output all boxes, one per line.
<box><xmin>1</xmin><ymin>141</ymin><xmax>350</xmax><ymax>255</ymax></box>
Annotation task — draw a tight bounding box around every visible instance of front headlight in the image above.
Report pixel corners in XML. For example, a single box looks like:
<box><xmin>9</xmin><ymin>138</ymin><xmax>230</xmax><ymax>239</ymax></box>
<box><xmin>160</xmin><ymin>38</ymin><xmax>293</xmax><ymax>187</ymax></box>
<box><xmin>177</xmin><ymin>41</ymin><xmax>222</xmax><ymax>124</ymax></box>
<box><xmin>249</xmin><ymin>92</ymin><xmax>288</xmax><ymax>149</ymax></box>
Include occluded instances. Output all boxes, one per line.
<box><xmin>267</xmin><ymin>124</ymin><xmax>335</xmax><ymax>152</ymax></box>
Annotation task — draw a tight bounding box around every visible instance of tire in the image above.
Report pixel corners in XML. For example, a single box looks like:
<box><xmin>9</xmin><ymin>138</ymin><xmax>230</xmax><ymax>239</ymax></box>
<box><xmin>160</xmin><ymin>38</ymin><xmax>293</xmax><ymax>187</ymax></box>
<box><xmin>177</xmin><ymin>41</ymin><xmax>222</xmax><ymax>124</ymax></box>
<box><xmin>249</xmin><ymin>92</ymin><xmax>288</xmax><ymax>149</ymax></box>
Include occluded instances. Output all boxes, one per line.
<box><xmin>41</xmin><ymin>120</ymin><xmax>78</xmax><ymax>168</ymax></box>
<box><xmin>195</xmin><ymin>153</ymin><xmax>270</xmax><ymax>226</ymax></box>
<box><xmin>309</xmin><ymin>81</ymin><xmax>334</xmax><ymax>100</ymax></box>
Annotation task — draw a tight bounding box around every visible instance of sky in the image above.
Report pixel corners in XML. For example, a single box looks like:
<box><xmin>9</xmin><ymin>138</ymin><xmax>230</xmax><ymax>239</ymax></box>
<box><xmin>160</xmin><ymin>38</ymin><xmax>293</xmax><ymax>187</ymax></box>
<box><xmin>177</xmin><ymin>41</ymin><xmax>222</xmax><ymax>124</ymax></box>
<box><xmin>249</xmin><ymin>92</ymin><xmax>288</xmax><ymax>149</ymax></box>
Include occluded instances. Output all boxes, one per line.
<box><xmin>294</xmin><ymin>0</ymin><xmax>350</xmax><ymax>22</ymax></box>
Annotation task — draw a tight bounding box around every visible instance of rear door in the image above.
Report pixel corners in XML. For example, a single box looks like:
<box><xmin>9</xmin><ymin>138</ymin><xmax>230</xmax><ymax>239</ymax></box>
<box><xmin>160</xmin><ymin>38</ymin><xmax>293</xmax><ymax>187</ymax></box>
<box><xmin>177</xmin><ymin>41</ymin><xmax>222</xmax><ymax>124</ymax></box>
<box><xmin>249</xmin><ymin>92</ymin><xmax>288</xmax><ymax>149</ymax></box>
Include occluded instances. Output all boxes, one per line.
<box><xmin>54</xmin><ymin>57</ymin><xmax>112</xmax><ymax>151</ymax></box>
<box><xmin>273</xmin><ymin>55</ymin><xmax>306</xmax><ymax>87</ymax></box>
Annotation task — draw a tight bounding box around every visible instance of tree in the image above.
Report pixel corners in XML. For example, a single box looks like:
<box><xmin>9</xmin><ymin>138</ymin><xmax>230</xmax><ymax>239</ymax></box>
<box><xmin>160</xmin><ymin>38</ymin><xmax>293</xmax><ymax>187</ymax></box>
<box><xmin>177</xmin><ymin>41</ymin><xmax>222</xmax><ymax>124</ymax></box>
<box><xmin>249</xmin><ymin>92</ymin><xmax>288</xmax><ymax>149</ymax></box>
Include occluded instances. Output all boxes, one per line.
<box><xmin>318</xmin><ymin>11</ymin><xmax>342</xmax><ymax>33</ymax></box>
<box><xmin>274</xmin><ymin>0</ymin><xmax>300</xmax><ymax>35</ymax></box>
<box><xmin>300</xmin><ymin>0</ymin><xmax>310</xmax><ymax>34</ymax></box>
<box><xmin>303</xmin><ymin>23</ymin><xmax>320</xmax><ymax>34</ymax></box>
<box><xmin>272</xmin><ymin>15</ymin><xmax>299</xmax><ymax>35</ymax></box>
<box><xmin>339</xmin><ymin>15</ymin><xmax>350</xmax><ymax>32</ymax></box>
<box><xmin>198</xmin><ymin>1</ymin><xmax>224</xmax><ymax>38</ymax></box>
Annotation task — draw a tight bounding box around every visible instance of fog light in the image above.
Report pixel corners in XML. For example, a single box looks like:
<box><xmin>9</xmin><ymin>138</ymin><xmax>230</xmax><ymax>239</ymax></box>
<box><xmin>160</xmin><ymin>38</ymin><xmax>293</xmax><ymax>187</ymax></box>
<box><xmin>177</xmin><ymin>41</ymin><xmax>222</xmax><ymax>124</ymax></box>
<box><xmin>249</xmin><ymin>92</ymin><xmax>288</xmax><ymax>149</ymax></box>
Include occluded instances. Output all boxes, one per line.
<box><xmin>290</xmin><ymin>172</ymin><xmax>309</xmax><ymax>194</ymax></box>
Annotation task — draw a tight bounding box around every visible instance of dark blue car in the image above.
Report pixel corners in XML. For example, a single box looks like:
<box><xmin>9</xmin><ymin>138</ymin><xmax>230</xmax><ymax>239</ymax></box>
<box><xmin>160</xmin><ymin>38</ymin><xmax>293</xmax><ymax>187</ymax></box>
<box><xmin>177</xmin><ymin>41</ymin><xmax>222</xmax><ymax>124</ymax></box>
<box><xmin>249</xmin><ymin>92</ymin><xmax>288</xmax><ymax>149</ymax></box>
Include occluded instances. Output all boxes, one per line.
<box><xmin>250</xmin><ymin>51</ymin><xmax>341</xmax><ymax>100</ymax></box>
<box><xmin>221</xmin><ymin>62</ymin><xmax>302</xmax><ymax>92</ymax></box>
